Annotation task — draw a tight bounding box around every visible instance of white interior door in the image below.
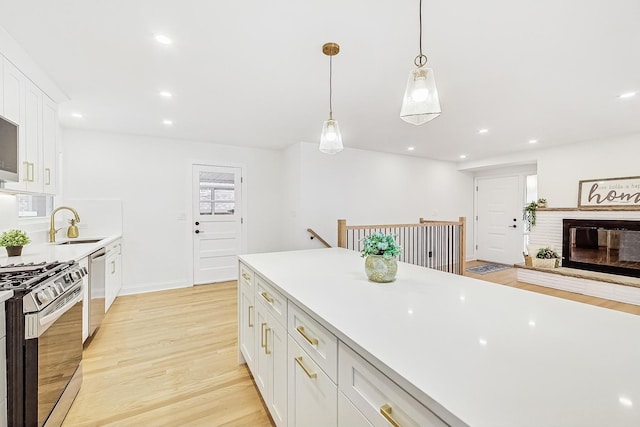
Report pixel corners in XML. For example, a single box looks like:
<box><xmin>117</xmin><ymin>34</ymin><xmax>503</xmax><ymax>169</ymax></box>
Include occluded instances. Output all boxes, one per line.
<box><xmin>476</xmin><ymin>176</ymin><xmax>523</xmax><ymax>265</ymax></box>
<box><xmin>193</xmin><ymin>164</ymin><xmax>243</xmax><ymax>284</ymax></box>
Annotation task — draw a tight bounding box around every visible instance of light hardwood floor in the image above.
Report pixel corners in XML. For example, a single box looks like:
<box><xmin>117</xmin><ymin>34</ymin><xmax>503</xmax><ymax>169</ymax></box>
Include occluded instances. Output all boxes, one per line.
<box><xmin>63</xmin><ymin>264</ymin><xmax>640</xmax><ymax>426</ymax></box>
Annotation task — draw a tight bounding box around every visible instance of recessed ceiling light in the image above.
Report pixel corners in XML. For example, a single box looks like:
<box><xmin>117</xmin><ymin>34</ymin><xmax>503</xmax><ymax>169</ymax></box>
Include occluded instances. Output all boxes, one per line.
<box><xmin>71</xmin><ymin>113</ymin><xmax>83</xmax><ymax>119</ymax></box>
<box><xmin>159</xmin><ymin>91</ymin><xmax>173</xmax><ymax>98</ymax></box>
<box><xmin>154</xmin><ymin>34</ymin><xmax>173</xmax><ymax>45</ymax></box>
<box><xmin>528</xmin><ymin>139</ymin><xmax>538</xmax><ymax>144</ymax></box>
<box><xmin>478</xmin><ymin>128</ymin><xmax>489</xmax><ymax>134</ymax></box>
<box><xmin>163</xmin><ymin>119</ymin><xmax>173</xmax><ymax>126</ymax></box>
<box><xmin>459</xmin><ymin>154</ymin><xmax>467</xmax><ymax>159</ymax></box>
<box><xmin>407</xmin><ymin>146</ymin><xmax>415</xmax><ymax>151</ymax></box>
<box><xmin>618</xmin><ymin>92</ymin><xmax>636</xmax><ymax>99</ymax></box>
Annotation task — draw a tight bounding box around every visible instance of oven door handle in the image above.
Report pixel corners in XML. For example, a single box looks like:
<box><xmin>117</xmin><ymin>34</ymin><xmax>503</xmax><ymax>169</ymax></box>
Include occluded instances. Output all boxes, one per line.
<box><xmin>39</xmin><ymin>291</ymin><xmax>83</xmax><ymax>329</ymax></box>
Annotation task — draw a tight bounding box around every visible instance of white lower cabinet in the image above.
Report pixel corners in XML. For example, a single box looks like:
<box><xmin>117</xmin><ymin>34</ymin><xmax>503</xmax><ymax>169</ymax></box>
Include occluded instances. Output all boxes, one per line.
<box><xmin>239</xmin><ymin>280</ymin><xmax>256</xmax><ymax>371</ymax></box>
<box><xmin>338</xmin><ymin>391</ymin><xmax>372</xmax><ymax>427</ymax></box>
<box><xmin>287</xmin><ymin>337</ymin><xmax>337</xmax><ymax>427</ymax></box>
<box><xmin>254</xmin><ymin>298</ymin><xmax>287</xmax><ymax>427</ymax></box>
<box><xmin>338</xmin><ymin>342</ymin><xmax>446</xmax><ymax>427</ymax></box>
<box><xmin>105</xmin><ymin>239</ymin><xmax>122</xmax><ymax>312</ymax></box>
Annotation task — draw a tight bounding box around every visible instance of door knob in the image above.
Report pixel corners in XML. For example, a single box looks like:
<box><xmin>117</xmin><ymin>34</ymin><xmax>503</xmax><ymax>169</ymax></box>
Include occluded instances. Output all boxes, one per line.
<box><xmin>195</xmin><ymin>230</ymin><xmax>200</xmax><ymax>234</ymax></box>
<box><xmin>510</xmin><ymin>225</ymin><xmax>517</xmax><ymax>228</ymax></box>
<box><xmin>195</xmin><ymin>221</ymin><xmax>200</xmax><ymax>226</ymax></box>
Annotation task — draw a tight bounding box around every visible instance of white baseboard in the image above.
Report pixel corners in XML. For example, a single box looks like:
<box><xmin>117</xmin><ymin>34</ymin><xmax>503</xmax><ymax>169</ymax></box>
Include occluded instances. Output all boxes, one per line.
<box><xmin>119</xmin><ymin>280</ymin><xmax>192</xmax><ymax>296</ymax></box>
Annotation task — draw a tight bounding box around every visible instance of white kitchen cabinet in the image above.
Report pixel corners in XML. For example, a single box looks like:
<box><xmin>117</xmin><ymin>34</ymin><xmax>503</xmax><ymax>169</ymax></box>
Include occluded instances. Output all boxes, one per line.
<box><xmin>239</xmin><ymin>280</ymin><xmax>255</xmax><ymax>371</ymax></box>
<box><xmin>254</xmin><ymin>297</ymin><xmax>287</xmax><ymax>427</ymax></box>
<box><xmin>338</xmin><ymin>391</ymin><xmax>372</xmax><ymax>427</ymax></box>
<box><xmin>287</xmin><ymin>337</ymin><xmax>337</xmax><ymax>427</ymax></box>
<box><xmin>0</xmin><ymin>58</ymin><xmax>4</xmax><ymax>116</ymax></box>
<box><xmin>2</xmin><ymin>58</ymin><xmax>26</xmax><ymax>192</ymax></box>
<box><xmin>105</xmin><ymin>239</ymin><xmax>122</xmax><ymax>312</ymax></box>
<box><xmin>1</xmin><ymin>56</ymin><xmax>58</xmax><ymax>195</ymax></box>
<box><xmin>338</xmin><ymin>342</ymin><xmax>446</xmax><ymax>427</ymax></box>
<box><xmin>41</xmin><ymin>96</ymin><xmax>58</xmax><ymax>194</ymax></box>
<box><xmin>79</xmin><ymin>257</ymin><xmax>89</xmax><ymax>343</ymax></box>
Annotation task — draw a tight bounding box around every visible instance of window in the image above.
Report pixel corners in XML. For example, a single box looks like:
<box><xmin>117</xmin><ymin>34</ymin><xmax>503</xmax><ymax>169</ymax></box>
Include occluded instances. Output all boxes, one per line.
<box><xmin>198</xmin><ymin>172</ymin><xmax>235</xmax><ymax>215</ymax></box>
<box><xmin>17</xmin><ymin>194</ymin><xmax>54</xmax><ymax>219</ymax></box>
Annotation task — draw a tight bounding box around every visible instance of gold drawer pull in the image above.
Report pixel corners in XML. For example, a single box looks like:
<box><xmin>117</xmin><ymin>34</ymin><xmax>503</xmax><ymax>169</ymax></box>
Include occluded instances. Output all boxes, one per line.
<box><xmin>248</xmin><ymin>305</ymin><xmax>254</xmax><ymax>327</ymax></box>
<box><xmin>380</xmin><ymin>404</ymin><xmax>401</xmax><ymax>427</ymax></box>
<box><xmin>265</xmin><ymin>327</ymin><xmax>271</xmax><ymax>354</ymax></box>
<box><xmin>242</xmin><ymin>272</ymin><xmax>251</xmax><ymax>281</ymax></box>
<box><xmin>261</xmin><ymin>291</ymin><xmax>274</xmax><ymax>304</ymax></box>
<box><xmin>296</xmin><ymin>325</ymin><xmax>318</xmax><ymax>345</ymax></box>
<box><xmin>261</xmin><ymin>322</ymin><xmax>267</xmax><ymax>348</ymax></box>
<box><xmin>294</xmin><ymin>356</ymin><xmax>317</xmax><ymax>379</ymax></box>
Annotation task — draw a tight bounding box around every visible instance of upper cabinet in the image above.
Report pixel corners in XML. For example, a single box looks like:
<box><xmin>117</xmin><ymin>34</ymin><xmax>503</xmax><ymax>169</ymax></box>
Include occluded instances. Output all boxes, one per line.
<box><xmin>1</xmin><ymin>56</ymin><xmax>58</xmax><ymax>195</ymax></box>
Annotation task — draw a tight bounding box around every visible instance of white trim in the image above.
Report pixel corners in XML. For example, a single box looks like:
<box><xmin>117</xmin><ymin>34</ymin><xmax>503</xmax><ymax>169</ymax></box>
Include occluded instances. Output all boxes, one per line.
<box><xmin>119</xmin><ymin>280</ymin><xmax>192</xmax><ymax>296</ymax></box>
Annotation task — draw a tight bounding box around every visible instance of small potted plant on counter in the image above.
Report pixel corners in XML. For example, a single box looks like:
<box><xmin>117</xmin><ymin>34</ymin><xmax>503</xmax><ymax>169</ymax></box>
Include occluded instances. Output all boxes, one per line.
<box><xmin>532</xmin><ymin>246</ymin><xmax>560</xmax><ymax>268</ymax></box>
<box><xmin>361</xmin><ymin>232</ymin><xmax>400</xmax><ymax>283</ymax></box>
<box><xmin>0</xmin><ymin>229</ymin><xmax>31</xmax><ymax>257</ymax></box>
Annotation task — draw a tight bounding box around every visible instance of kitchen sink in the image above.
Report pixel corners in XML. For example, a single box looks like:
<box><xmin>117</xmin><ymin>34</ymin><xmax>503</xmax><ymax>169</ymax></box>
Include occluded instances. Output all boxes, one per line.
<box><xmin>56</xmin><ymin>238</ymin><xmax>104</xmax><ymax>245</ymax></box>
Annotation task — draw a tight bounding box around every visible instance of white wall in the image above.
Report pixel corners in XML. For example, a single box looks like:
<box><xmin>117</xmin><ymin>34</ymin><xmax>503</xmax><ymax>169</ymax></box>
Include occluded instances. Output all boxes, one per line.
<box><xmin>284</xmin><ymin>142</ymin><xmax>475</xmax><ymax>255</ymax></box>
<box><xmin>62</xmin><ymin>129</ymin><xmax>284</xmax><ymax>294</ymax></box>
<box><xmin>459</xmin><ymin>132</ymin><xmax>640</xmax><ymax>208</ymax></box>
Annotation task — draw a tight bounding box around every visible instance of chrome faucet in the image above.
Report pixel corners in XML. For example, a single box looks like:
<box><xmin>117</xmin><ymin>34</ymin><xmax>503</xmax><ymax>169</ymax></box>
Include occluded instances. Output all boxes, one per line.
<box><xmin>49</xmin><ymin>206</ymin><xmax>81</xmax><ymax>243</ymax></box>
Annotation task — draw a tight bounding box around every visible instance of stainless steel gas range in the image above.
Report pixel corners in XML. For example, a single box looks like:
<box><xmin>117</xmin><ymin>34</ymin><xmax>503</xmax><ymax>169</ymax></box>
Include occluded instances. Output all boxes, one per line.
<box><xmin>0</xmin><ymin>261</ymin><xmax>86</xmax><ymax>427</ymax></box>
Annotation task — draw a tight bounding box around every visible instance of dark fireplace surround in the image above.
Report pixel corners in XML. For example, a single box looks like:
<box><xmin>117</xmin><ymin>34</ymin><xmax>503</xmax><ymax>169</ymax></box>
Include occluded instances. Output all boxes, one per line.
<box><xmin>562</xmin><ymin>219</ymin><xmax>640</xmax><ymax>278</ymax></box>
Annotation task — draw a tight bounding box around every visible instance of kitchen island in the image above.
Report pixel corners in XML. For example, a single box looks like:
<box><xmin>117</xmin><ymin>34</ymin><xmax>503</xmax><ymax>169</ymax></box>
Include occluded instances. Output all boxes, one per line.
<box><xmin>239</xmin><ymin>248</ymin><xmax>640</xmax><ymax>427</ymax></box>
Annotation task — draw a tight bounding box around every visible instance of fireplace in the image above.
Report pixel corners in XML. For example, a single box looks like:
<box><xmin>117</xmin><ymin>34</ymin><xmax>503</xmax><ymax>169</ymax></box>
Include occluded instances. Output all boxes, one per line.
<box><xmin>562</xmin><ymin>219</ymin><xmax>640</xmax><ymax>278</ymax></box>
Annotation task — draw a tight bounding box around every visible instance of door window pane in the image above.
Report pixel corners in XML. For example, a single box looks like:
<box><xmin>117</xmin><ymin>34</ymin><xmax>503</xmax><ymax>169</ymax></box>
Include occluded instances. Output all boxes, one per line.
<box><xmin>199</xmin><ymin>171</ymin><xmax>235</xmax><ymax>215</ymax></box>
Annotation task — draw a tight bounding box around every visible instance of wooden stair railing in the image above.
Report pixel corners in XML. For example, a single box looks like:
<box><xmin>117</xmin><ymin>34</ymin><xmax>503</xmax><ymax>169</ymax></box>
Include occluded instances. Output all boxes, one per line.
<box><xmin>337</xmin><ymin>217</ymin><xmax>466</xmax><ymax>275</ymax></box>
<box><xmin>307</xmin><ymin>228</ymin><xmax>331</xmax><ymax>248</ymax></box>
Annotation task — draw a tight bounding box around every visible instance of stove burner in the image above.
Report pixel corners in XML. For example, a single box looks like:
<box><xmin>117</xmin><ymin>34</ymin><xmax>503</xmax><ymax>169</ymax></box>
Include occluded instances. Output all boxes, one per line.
<box><xmin>0</xmin><ymin>261</ymin><xmax>74</xmax><ymax>291</ymax></box>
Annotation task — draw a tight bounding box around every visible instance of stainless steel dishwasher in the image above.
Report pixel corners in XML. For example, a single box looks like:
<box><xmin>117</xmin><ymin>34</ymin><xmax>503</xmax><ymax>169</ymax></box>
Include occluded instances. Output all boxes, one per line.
<box><xmin>89</xmin><ymin>247</ymin><xmax>106</xmax><ymax>336</ymax></box>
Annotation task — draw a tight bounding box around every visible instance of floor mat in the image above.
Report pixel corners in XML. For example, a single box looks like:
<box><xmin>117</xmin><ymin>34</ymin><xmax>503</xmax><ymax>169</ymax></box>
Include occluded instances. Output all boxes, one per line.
<box><xmin>466</xmin><ymin>263</ymin><xmax>512</xmax><ymax>275</ymax></box>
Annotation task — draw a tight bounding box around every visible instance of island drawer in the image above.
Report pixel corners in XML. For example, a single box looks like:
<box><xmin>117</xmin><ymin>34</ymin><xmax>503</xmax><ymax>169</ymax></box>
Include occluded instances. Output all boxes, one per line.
<box><xmin>239</xmin><ymin>262</ymin><xmax>255</xmax><ymax>289</ymax></box>
<box><xmin>288</xmin><ymin>302</ymin><xmax>338</xmax><ymax>382</ymax></box>
<box><xmin>338</xmin><ymin>342</ymin><xmax>447</xmax><ymax>427</ymax></box>
<box><xmin>256</xmin><ymin>275</ymin><xmax>287</xmax><ymax>326</ymax></box>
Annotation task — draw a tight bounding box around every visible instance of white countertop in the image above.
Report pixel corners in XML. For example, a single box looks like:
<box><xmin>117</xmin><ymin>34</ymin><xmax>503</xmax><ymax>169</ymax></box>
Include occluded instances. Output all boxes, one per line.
<box><xmin>239</xmin><ymin>248</ymin><xmax>640</xmax><ymax>427</ymax></box>
<box><xmin>0</xmin><ymin>235</ymin><xmax>121</xmax><ymax>265</ymax></box>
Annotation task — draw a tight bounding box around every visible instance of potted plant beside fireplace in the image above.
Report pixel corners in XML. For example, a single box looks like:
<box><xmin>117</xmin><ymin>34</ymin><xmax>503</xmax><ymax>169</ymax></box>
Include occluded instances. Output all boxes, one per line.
<box><xmin>532</xmin><ymin>246</ymin><xmax>560</xmax><ymax>268</ymax></box>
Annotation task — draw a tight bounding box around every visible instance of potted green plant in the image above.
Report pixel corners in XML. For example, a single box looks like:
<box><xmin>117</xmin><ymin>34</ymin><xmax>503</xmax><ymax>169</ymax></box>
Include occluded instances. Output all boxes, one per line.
<box><xmin>537</xmin><ymin>197</ymin><xmax>547</xmax><ymax>208</ymax></box>
<box><xmin>533</xmin><ymin>246</ymin><xmax>560</xmax><ymax>268</ymax></box>
<box><xmin>0</xmin><ymin>229</ymin><xmax>31</xmax><ymax>257</ymax></box>
<box><xmin>523</xmin><ymin>201</ymin><xmax>538</xmax><ymax>231</ymax></box>
<box><xmin>361</xmin><ymin>232</ymin><xmax>400</xmax><ymax>283</ymax></box>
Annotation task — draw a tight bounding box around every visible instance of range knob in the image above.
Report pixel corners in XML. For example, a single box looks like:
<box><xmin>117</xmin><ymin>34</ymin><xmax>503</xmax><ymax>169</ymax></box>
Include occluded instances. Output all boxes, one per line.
<box><xmin>37</xmin><ymin>291</ymin><xmax>51</xmax><ymax>304</ymax></box>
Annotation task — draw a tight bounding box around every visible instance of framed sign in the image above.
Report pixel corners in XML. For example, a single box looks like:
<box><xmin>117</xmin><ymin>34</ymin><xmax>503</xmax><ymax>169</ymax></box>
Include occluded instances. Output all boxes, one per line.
<box><xmin>578</xmin><ymin>176</ymin><xmax>640</xmax><ymax>209</ymax></box>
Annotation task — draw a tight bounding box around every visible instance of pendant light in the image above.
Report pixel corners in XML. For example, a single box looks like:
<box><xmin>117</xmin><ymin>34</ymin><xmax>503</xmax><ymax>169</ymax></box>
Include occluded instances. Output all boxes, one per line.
<box><xmin>319</xmin><ymin>42</ymin><xmax>343</xmax><ymax>154</ymax></box>
<box><xmin>400</xmin><ymin>0</ymin><xmax>441</xmax><ymax>125</ymax></box>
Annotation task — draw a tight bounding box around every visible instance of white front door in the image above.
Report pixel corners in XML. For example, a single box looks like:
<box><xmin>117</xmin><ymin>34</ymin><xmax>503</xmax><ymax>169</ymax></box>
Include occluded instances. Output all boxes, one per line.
<box><xmin>193</xmin><ymin>164</ymin><xmax>243</xmax><ymax>284</ymax></box>
<box><xmin>476</xmin><ymin>175</ymin><xmax>523</xmax><ymax>265</ymax></box>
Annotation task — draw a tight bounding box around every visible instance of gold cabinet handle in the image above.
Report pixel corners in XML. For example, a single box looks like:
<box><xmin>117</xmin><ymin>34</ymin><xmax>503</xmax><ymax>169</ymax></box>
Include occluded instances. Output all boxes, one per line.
<box><xmin>242</xmin><ymin>272</ymin><xmax>250</xmax><ymax>281</ymax></box>
<box><xmin>261</xmin><ymin>322</ymin><xmax>267</xmax><ymax>348</ymax></box>
<box><xmin>294</xmin><ymin>356</ymin><xmax>317</xmax><ymax>379</ymax></box>
<box><xmin>296</xmin><ymin>325</ymin><xmax>318</xmax><ymax>345</ymax></box>
<box><xmin>261</xmin><ymin>291</ymin><xmax>274</xmax><ymax>304</ymax></box>
<box><xmin>264</xmin><ymin>327</ymin><xmax>271</xmax><ymax>354</ymax></box>
<box><xmin>45</xmin><ymin>167</ymin><xmax>51</xmax><ymax>185</ymax></box>
<box><xmin>380</xmin><ymin>404</ymin><xmax>401</xmax><ymax>427</ymax></box>
<box><xmin>248</xmin><ymin>305</ymin><xmax>254</xmax><ymax>328</ymax></box>
<box><xmin>28</xmin><ymin>162</ymin><xmax>35</xmax><ymax>182</ymax></box>
<box><xmin>111</xmin><ymin>260</ymin><xmax>116</xmax><ymax>274</ymax></box>
<box><xmin>22</xmin><ymin>161</ymin><xmax>29</xmax><ymax>181</ymax></box>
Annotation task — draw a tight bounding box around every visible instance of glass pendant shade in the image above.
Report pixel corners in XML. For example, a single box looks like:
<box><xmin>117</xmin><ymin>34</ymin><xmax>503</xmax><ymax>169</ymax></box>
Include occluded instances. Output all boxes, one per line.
<box><xmin>400</xmin><ymin>66</ymin><xmax>441</xmax><ymax>125</ymax></box>
<box><xmin>319</xmin><ymin>118</ymin><xmax>343</xmax><ymax>154</ymax></box>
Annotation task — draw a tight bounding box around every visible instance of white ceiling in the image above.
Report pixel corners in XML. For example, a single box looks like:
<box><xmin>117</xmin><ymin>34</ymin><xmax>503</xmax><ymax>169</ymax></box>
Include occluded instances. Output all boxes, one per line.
<box><xmin>0</xmin><ymin>0</ymin><xmax>638</xmax><ymax>162</ymax></box>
